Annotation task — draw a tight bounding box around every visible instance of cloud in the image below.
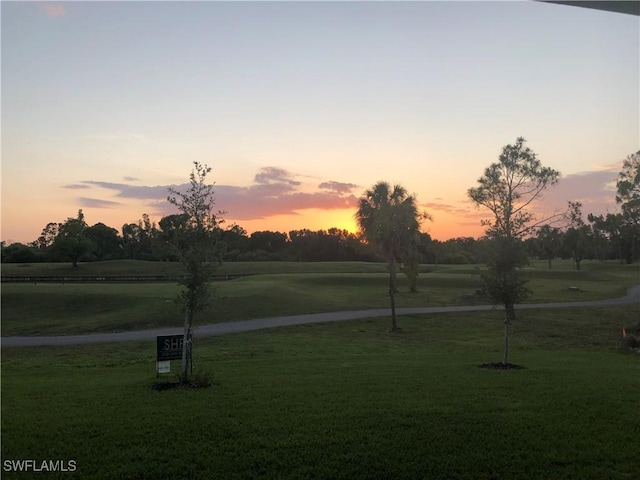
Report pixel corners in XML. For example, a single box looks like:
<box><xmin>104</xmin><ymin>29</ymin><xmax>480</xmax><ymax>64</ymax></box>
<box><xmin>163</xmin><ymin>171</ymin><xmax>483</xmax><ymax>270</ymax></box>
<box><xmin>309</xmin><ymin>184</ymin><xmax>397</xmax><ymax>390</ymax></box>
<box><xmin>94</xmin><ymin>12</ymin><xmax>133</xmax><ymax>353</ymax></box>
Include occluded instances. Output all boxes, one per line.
<box><xmin>254</xmin><ymin>167</ymin><xmax>300</xmax><ymax>187</ymax></box>
<box><xmin>421</xmin><ymin>201</ymin><xmax>487</xmax><ymax>231</ymax></box>
<box><xmin>78</xmin><ymin>197</ymin><xmax>123</xmax><ymax>209</ymax></box>
<box><xmin>123</xmin><ymin>176</ymin><xmax>141</xmax><ymax>182</ymax></box>
<box><xmin>72</xmin><ymin>167</ymin><xmax>359</xmax><ymax>221</ymax></box>
<box><xmin>82</xmin><ymin>181</ymin><xmax>170</xmax><ymax>200</ymax></box>
<box><xmin>594</xmin><ymin>161</ymin><xmax>623</xmax><ymax>171</ymax></box>
<box><xmin>445</xmin><ymin>169</ymin><xmax>621</xmax><ymax>234</ymax></box>
<box><xmin>63</xmin><ymin>184</ymin><xmax>91</xmax><ymax>190</ymax></box>
<box><xmin>40</xmin><ymin>3</ymin><xmax>66</xmax><ymax>18</ymax></box>
<box><xmin>212</xmin><ymin>188</ymin><xmax>358</xmax><ymax>220</ymax></box>
<box><xmin>535</xmin><ymin>169</ymin><xmax>619</xmax><ymax>216</ymax></box>
<box><xmin>319</xmin><ymin>181</ymin><xmax>359</xmax><ymax>194</ymax></box>
<box><xmin>422</xmin><ymin>202</ymin><xmax>472</xmax><ymax>217</ymax></box>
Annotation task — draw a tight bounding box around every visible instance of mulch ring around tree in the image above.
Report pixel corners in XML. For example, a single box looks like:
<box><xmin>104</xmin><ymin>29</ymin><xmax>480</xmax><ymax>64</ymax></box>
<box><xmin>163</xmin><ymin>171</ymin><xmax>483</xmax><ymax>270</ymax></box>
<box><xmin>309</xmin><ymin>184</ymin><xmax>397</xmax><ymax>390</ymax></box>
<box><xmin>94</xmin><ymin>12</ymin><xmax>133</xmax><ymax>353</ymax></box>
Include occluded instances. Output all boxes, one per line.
<box><xmin>150</xmin><ymin>380</ymin><xmax>213</xmax><ymax>391</ymax></box>
<box><xmin>478</xmin><ymin>362</ymin><xmax>525</xmax><ymax>370</ymax></box>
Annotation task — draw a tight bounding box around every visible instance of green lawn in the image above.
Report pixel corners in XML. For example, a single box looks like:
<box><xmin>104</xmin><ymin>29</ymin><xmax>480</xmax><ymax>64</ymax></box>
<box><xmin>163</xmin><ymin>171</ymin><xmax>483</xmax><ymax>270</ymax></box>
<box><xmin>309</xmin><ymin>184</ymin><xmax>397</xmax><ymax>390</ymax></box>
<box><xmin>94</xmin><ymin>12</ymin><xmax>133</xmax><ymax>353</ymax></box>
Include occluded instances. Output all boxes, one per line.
<box><xmin>1</xmin><ymin>261</ymin><xmax>639</xmax><ymax>478</ymax></box>
<box><xmin>0</xmin><ymin>260</ymin><xmax>394</xmax><ymax>277</ymax></box>
<box><xmin>2</xmin><ymin>305</ymin><xmax>639</xmax><ymax>479</ymax></box>
<box><xmin>2</xmin><ymin>260</ymin><xmax>638</xmax><ymax>336</ymax></box>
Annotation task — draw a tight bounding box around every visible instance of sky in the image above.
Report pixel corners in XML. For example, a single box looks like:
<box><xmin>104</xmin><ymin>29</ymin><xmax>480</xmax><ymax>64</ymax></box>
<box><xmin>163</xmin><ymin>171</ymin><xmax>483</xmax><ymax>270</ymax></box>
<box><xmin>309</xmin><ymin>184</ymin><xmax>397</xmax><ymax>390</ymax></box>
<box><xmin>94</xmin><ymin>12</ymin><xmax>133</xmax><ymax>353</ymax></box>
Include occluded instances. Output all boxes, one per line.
<box><xmin>2</xmin><ymin>0</ymin><xmax>638</xmax><ymax>244</ymax></box>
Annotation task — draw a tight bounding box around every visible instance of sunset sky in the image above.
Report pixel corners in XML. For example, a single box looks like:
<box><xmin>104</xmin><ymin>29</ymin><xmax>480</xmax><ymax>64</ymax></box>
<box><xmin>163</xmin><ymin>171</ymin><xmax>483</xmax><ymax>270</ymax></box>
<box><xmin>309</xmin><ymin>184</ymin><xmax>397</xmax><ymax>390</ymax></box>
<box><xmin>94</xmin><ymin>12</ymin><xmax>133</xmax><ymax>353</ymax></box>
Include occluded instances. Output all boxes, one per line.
<box><xmin>2</xmin><ymin>1</ymin><xmax>638</xmax><ymax>244</ymax></box>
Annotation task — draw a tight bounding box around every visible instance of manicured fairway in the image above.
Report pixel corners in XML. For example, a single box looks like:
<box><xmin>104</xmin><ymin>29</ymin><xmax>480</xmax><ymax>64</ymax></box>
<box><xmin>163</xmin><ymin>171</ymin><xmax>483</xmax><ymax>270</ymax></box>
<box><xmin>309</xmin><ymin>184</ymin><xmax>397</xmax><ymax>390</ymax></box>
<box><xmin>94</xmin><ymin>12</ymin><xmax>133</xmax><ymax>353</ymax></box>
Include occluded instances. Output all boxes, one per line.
<box><xmin>2</xmin><ymin>260</ymin><xmax>638</xmax><ymax>336</ymax></box>
<box><xmin>2</xmin><ymin>305</ymin><xmax>639</xmax><ymax>479</ymax></box>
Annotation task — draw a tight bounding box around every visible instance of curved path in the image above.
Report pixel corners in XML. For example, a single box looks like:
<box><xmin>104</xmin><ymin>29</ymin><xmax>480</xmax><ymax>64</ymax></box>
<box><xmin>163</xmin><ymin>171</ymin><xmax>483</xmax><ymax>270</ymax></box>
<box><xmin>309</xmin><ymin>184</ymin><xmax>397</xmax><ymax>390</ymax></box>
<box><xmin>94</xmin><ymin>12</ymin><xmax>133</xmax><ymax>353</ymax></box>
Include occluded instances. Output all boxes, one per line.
<box><xmin>3</xmin><ymin>286</ymin><xmax>639</xmax><ymax>348</ymax></box>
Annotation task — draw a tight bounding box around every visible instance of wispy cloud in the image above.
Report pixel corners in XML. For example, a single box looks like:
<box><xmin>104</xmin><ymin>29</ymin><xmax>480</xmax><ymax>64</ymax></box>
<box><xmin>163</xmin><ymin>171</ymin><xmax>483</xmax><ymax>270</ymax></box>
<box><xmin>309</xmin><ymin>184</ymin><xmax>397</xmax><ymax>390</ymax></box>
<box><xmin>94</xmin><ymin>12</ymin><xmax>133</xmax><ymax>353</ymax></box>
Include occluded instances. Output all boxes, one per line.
<box><xmin>594</xmin><ymin>161</ymin><xmax>623</xmax><ymax>171</ymax></box>
<box><xmin>69</xmin><ymin>167</ymin><xmax>620</xmax><ymax>232</ymax></box>
<box><xmin>78</xmin><ymin>197</ymin><xmax>122</xmax><ymax>209</ymax></box>
<box><xmin>40</xmin><ymin>3</ymin><xmax>66</xmax><ymax>18</ymax></box>
<box><xmin>422</xmin><ymin>202</ymin><xmax>472</xmax><ymax>217</ymax></box>
<box><xmin>536</xmin><ymin>169</ymin><xmax>619</xmax><ymax>215</ymax></box>
<box><xmin>460</xmin><ymin>169</ymin><xmax>620</xmax><ymax>232</ymax></box>
<box><xmin>319</xmin><ymin>181</ymin><xmax>359</xmax><ymax>194</ymax></box>
<box><xmin>82</xmin><ymin>181</ymin><xmax>169</xmax><ymax>199</ymax></box>
<box><xmin>254</xmin><ymin>167</ymin><xmax>300</xmax><ymax>187</ymax></box>
<box><xmin>72</xmin><ymin>167</ymin><xmax>358</xmax><ymax>221</ymax></box>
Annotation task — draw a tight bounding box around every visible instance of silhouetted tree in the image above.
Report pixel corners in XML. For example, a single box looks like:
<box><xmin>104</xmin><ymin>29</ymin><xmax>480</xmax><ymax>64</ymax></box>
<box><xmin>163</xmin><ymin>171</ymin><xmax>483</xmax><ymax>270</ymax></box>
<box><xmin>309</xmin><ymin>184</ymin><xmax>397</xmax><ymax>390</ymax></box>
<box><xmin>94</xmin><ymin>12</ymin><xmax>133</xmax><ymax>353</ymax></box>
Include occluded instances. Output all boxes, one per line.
<box><xmin>468</xmin><ymin>137</ymin><xmax>559</xmax><ymax>365</ymax></box>
<box><xmin>85</xmin><ymin>223</ymin><xmax>122</xmax><ymax>261</ymax></box>
<box><xmin>248</xmin><ymin>231</ymin><xmax>288</xmax><ymax>260</ymax></box>
<box><xmin>356</xmin><ymin>182</ymin><xmax>425</xmax><ymax>331</ymax></box>
<box><xmin>536</xmin><ymin>225</ymin><xmax>563</xmax><ymax>269</ymax></box>
<box><xmin>221</xmin><ymin>224</ymin><xmax>249</xmax><ymax>261</ymax></box>
<box><xmin>32</xmin><ymin>222</ymin><xmax>60</xmax><ymax>250</ymax></box>
<box><xmin>1</xmin><ymin>243</ymin><xmax>41</xmax><ymax>263</ymax></box>
<box><xmin>121</xmin><ymin>214</ymin><xmax>157</xmax><ymax>260</ymax></box>
<box><xmin>615</xmin><ymin>151</ymin><xmax>640</xmax><ymax>263</ymax></box>
<box><xmin>52</xmin><ymin>210</ymin><xmax>93</xmax><ymax>268</ymax></box>
<box><xmin>564</xmin><ymin>201</ymin><xmax>590</xmax><ymax>271</ymax></box>
<box><xmin>154</xmin><ymin>214</ymin><xmax>190</xmax><ymax>261</ymax></box>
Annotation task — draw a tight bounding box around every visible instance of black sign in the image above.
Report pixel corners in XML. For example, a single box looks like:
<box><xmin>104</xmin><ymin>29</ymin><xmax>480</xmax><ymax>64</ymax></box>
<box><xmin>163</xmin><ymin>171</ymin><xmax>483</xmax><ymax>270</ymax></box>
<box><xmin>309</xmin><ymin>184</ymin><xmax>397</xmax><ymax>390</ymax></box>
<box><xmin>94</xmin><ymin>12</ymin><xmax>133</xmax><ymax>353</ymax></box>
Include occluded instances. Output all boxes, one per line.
<box><xmin>157</xmin><ymin>335</ymin><xmax>184</xmax><ymax>361</ymax></box>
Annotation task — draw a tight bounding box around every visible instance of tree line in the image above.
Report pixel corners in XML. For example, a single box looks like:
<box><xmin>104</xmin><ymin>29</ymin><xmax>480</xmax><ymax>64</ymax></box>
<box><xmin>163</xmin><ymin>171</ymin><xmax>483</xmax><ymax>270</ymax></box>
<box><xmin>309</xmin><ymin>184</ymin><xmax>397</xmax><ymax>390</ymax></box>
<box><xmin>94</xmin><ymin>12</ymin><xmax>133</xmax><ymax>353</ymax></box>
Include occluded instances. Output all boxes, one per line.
<box><xmin>2</xmin><ymin>153</ymin><xmax>639</xmax><ymax>270</ymax></box>
<box><xmin>4</xmin><ymin>212</ymin><xmax>635</xmax><ymax>268</ymax></box>
<box><xmin>2</xmin><ymin>211</ymin><xmax>638</xmax><ymax>269</ymax></box>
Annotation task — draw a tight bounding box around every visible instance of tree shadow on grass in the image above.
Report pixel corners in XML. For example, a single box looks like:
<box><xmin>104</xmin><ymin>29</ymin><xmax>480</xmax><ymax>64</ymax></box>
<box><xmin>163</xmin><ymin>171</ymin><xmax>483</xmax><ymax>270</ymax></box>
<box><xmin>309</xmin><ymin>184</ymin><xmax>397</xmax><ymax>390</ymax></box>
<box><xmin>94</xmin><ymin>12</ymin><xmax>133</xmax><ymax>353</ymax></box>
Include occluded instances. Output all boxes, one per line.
<box><xmin>150</xmin><ymin>371</ymin><xmax>216</xmax><ymax>390</ymax></box>
<box><xmin>478</xmin><ymin>362</ymin><xmax>525</xmax><ymax>370</ymax></box>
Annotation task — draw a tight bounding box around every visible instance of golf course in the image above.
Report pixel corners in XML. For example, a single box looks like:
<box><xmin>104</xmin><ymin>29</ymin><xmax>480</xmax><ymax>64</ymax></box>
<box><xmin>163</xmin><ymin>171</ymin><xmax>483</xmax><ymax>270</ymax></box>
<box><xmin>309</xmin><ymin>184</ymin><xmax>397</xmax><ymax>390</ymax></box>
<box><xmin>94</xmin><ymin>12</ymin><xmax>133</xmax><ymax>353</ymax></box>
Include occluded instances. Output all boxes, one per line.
<box><xmin>2</xmin><ymin>259</ymin><xmax>639</xmax><ymax>479</ymax></box>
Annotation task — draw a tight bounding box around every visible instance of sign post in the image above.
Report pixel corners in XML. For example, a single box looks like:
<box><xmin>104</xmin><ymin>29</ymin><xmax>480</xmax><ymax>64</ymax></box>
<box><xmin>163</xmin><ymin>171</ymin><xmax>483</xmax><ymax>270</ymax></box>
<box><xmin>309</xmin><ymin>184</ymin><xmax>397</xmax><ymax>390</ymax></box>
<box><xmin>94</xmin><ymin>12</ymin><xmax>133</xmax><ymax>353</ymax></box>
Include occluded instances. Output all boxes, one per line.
<box><xmin>156</xmin><ymin>335</ymin><xmax>184</xmax><ymax>374</ymax></box>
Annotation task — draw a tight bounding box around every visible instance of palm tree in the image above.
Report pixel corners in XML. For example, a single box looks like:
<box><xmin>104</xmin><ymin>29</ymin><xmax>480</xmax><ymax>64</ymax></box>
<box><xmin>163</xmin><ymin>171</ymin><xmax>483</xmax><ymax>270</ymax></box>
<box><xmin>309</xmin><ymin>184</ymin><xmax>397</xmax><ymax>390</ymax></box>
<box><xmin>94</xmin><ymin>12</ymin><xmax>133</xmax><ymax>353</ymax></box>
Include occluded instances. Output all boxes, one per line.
<box><xmin>356</xmin><ymin>182</ymin><xmax>422</xmax><ymax>331</ymax></box>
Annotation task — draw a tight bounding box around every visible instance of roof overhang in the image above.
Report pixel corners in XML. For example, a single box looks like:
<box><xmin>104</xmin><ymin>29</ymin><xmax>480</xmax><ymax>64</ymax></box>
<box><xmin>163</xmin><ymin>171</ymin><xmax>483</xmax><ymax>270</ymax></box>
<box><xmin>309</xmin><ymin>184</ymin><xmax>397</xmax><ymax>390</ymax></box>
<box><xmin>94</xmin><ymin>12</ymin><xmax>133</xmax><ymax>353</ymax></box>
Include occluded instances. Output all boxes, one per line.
<box><xmin>538</xmin><ymin>1</ymin><xmax>640</xmax><ymax>16</ymax></box>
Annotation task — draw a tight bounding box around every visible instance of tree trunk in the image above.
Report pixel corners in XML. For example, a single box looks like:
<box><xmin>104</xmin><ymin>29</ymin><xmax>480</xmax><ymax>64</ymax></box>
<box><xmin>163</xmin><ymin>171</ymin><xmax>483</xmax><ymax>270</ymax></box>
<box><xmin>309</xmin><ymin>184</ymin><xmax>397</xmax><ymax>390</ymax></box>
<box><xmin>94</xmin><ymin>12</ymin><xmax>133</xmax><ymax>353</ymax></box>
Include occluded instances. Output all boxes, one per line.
<box><xmin>547</xmin><ymin>257</ymin><xmax>552</xmax><ymax>270</ymax></box>
<box><xmin>180</xmin><ymin>307</ymin><xmax>192</xmax><ymax>383</ymax></box>
<box><xmin>389</xmin><ymin>257</ymin><xmax>398</xmax><ymax>332</ymax></box>
<box><xmin>503</xmin><ymin>303</ymin><xmax>516</xmax><ymax>365</ymax></box>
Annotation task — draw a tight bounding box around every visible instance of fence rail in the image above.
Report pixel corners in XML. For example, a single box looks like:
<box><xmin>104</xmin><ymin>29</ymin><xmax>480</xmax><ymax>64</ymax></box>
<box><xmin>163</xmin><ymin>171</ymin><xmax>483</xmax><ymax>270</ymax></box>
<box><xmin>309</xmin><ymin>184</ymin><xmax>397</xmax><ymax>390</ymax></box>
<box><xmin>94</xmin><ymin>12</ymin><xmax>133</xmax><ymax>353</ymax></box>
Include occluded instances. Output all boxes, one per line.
<box><xmin>0</xmin><ymin>274</ymin><xmax>252</xmax><ymax>283</ymax></box>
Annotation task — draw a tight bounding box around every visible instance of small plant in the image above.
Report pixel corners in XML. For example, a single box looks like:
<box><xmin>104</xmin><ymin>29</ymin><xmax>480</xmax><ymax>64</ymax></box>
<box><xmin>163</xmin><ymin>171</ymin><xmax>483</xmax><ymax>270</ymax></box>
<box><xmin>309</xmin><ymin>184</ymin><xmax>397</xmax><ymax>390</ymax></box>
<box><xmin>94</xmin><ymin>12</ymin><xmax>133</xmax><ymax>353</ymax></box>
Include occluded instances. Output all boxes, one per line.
<box><xmin>622</xmin><ymin>323</ymin><xmax>640</xmax><ymax>352</ymax></box>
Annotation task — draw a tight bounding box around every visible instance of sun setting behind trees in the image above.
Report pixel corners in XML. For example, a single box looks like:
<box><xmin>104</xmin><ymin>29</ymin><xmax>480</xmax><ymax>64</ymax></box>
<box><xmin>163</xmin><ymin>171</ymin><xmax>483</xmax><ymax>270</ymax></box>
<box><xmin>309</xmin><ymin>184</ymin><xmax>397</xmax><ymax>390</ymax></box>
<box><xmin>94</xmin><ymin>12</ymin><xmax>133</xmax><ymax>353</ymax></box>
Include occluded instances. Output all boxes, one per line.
<box><xmin>3</xmin><ymin>146</ymin><xmax>638</xmax><ymax>269</ymax></box>
<box><xmin>1</xmin><ymin>1</ymin><xmax>637</xmax><ymax>246</ymax></box>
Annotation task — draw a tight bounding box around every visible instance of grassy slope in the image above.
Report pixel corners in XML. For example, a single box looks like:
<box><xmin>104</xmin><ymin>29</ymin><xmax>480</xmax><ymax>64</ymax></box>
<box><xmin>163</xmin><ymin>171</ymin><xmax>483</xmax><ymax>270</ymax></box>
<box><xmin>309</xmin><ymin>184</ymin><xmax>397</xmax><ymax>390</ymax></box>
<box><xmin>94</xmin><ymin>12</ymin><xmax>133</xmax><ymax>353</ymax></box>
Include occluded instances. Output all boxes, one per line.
<box><xmin>2</xmin><ymin>260</ymin><xmax>638</xmax><ymax>336</ymax></box>
<box><xmin>0</xmin><ymin>260</ymin><xmax>393</xmax><ymax>277</ymax></box>
<box><xmin>2</xmin><ymin>306</ymin><xmax>639</xmax><ymax>479</ymax></box>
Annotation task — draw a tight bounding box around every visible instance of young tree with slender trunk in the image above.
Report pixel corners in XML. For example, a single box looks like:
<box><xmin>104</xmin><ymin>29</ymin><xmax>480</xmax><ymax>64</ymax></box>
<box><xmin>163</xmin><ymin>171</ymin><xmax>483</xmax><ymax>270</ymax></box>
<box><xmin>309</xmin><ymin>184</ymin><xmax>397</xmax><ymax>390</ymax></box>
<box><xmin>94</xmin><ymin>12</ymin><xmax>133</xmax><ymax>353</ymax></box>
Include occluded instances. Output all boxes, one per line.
<box><xmin>356</xmin><ymin>182</ymin><xmax>426</xmax><ymax>331</ymax></box>
<box><xmin>168</xmin><ymin>162</ymin><xmax>224</xmax><ymax>383</ymax></box>
<box><xmin>468</xmin><ymin>137</ymin><xmax>560</xmax><ymax>365</ymax></box>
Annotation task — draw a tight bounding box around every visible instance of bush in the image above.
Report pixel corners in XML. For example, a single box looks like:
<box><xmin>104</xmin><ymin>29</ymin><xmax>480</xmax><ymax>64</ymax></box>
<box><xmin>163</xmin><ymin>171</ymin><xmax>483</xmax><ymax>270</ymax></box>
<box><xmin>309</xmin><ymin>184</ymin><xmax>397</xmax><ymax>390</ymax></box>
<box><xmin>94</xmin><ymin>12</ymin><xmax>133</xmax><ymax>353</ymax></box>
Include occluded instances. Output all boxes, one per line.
<box><xmin>622</xmin><ymin>334</ymin><xmax>640</xmax><ymax>350</ymax></box>
<box><xmin>1</xmin><ymin>243</ymin><xmax>44</xmax><ymax>263</ymax></box>
<box><xmin>622</xmin><ymin>323</ymin><xmax>640</xmax><ymax>350</ymax></box>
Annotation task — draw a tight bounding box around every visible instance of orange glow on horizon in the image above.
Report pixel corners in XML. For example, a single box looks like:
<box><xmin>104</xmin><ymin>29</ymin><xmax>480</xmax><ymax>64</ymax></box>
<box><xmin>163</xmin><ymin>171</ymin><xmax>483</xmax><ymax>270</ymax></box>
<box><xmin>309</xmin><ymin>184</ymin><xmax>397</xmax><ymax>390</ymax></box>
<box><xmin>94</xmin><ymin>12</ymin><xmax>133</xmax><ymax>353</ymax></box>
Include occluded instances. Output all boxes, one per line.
<box><xmin>233</xmin><ymin>207</ymin><xmax>484</xmax><ymax>241</ymax></box>
<box><xmin>7</xmin><ymin>204</ymin><xmax>484</xmax><ymax>245</ymax></box>
<box><xmin>231</xmin><ymin>208</ymin><xmax>360</xmax><ymax>237</ymax></box>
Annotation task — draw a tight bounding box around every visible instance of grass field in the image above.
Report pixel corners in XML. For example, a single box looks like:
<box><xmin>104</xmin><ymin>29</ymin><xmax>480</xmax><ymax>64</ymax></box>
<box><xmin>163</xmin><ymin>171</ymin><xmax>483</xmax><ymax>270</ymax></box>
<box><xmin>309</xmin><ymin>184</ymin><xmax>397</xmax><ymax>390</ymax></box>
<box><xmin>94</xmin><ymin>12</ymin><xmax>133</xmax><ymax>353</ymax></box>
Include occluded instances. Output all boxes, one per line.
<box><xmin>2</xmin><ymin>259</ymin><xmax>639</xmax><ymax>336</ymax></box>
<box><xmin>2</xmin><ymin>306</ymin><xmax>639</xmax><ymax>479</ymax></box>
<box><xmin>1</xmin><ymin>260</ymin><xmax>639</xmax><ymax>479</ymax></box>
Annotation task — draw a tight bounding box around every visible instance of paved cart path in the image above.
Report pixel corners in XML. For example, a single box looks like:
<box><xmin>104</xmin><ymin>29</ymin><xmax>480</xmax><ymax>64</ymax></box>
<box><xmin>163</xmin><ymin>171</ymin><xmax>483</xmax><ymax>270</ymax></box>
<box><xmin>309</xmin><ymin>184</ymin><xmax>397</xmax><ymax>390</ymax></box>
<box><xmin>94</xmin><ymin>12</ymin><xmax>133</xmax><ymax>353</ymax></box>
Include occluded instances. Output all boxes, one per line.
<box><xmin>2</xmin><ymin>285</ymin><xmax>639</xmax><ymax>347</ymax></box>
